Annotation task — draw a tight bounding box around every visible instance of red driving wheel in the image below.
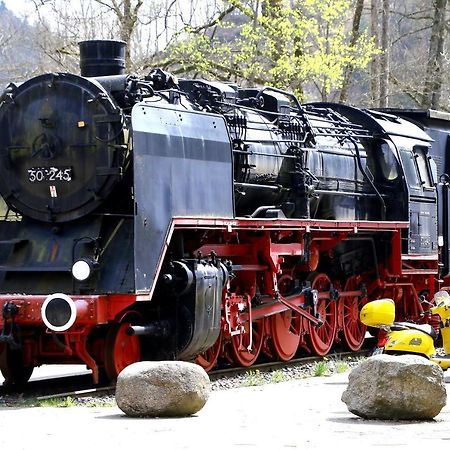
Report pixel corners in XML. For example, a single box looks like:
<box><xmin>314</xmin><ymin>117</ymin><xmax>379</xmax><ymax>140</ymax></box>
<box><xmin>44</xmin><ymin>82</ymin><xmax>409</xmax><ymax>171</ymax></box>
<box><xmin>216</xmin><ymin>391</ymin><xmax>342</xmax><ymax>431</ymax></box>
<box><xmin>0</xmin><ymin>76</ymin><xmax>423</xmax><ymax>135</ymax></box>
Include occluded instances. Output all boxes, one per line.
<box><xmin>270</xmin><ymin>310</ymin><xmax>302</xmax><ymax>361</ymax></box>
<box><xmin>268</xmin><ymin>273</ymin><xmax>303</xmax><ymax>361</ymax></box>
<box><xmin>196</xmin><ymin>331</ymin><xmax>223</xmax><ymax>372</ymax></box>
<box><xmin>339</xmin><ymin>276</ymin><xmax>367</xmax><ymax>351</ymax></box>
<box><xmin>307</xmin><ymin>272</ymin><xmax>337</xmax><ymax>356</ymax></box>
<box><xmin>104</xmin><ymin>322</ymin><xmax>141</xmax><ymax>381</ymax></box>
<box><xmin>230</xmin><ymin>318</ymin><xmax>265</xmax><ymax>367</ymax></box>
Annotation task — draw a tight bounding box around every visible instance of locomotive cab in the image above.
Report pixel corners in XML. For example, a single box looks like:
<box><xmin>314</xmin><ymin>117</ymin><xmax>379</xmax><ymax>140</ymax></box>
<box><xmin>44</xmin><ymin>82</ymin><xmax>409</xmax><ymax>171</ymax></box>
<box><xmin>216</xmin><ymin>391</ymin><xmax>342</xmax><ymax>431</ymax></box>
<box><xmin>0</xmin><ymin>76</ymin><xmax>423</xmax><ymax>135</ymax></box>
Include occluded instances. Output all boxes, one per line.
<box><xmin>368</xmin><ymin>110</ymin><xmax>437</xmax><ymax>256</ymax></box>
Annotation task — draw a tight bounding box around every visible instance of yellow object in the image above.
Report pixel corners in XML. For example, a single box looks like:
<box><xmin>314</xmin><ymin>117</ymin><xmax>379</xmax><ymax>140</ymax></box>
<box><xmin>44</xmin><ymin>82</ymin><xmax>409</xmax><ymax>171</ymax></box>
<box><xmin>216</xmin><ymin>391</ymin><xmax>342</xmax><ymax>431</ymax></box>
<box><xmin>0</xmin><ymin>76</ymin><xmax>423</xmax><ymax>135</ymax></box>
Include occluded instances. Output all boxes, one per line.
<box><xmin>360</xmin><ymin>299</ymin><xmax>395</xmax><ymax>328</ymax></box>
<box><xmin>441</xmin><ymin>327</ymin><xmax>450</xmax><ymax>355</ymax></box>
<box><xmin>385</xmin><ymin>329</ymin><xmax>435</xmax><ymax>358</ymax></box>
<box><xmin>433</xmin><ymin>356</ymin><xmax>450</xmax><ymax>370</ymax></box>
<box><xmin>431</xmin><ymin>291</ymin><xmax>450</xmax><ymax>354</ymax></box>
<box><xmin>78</xmin><ymin>121</ymin><xmax>86</xmax><ymax>128</ymax></box>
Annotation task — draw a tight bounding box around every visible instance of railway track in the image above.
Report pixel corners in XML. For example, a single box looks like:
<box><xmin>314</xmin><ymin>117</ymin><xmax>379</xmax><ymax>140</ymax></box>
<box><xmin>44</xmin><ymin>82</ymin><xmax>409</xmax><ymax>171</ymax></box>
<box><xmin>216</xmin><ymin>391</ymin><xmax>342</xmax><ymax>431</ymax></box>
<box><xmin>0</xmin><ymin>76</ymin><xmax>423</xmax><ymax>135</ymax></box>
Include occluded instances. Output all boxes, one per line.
<box><xmin>208</xmin><ymin>349</ymin><xmax>370</xmax><ymax>381</ymax></box>
<box><xmin>0</xmin><ymin>347</ymin><xmax>371</xmax><ymax>405</ymax></box>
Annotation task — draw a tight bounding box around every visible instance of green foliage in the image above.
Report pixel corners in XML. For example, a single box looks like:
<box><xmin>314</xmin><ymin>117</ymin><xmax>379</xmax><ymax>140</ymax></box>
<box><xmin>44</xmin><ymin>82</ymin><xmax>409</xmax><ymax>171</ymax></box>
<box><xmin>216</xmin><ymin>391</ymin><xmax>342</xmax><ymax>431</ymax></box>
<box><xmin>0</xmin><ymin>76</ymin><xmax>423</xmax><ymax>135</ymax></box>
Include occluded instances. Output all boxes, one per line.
<box><xmin>243</xmin><ymin>369</ymin><xmax>265</xmax><ymax>386</ymax></box>
<box><xmin>312</xmin><ymin>360</ymin><xmax>330</xmax><ymax>377</ymax></box>
<box><xmin>31</xmin><ymin>396</ymin><xmax>115</xmax><ymax>408</ymax></box>
<box><xmin>335</xmin><ymin>360</ymin><xmax>350</xmax><ymax>373</ymax></box>
<box><xmin>270</xmin><ymin>369</ymin><xmax>287</xmax><ymax>383</ymax></box>
<box><xmin>36</xmin><ymin>396</ymin><xmax>78</xmax><ymax>408</ymax></box>
<box><xmin>166</xmin><ymin>0</ymin><xmax>377</xmax><ymax>100</ymax></box>
<box><xmin>328</xmin><ymin>356</ymin><xmax>351</xmax><ymax>374</ymax></box>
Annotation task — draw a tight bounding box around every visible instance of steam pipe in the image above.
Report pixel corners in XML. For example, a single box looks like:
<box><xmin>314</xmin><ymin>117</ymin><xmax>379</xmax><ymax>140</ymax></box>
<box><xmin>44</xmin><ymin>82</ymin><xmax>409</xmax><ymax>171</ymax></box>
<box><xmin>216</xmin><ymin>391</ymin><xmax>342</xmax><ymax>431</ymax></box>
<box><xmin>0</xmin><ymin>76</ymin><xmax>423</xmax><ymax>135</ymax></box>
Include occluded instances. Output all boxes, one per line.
<box><xmin>126</xmin><ymin>322</ymin><xmax>171</xmax><ymax>338</ymax></box>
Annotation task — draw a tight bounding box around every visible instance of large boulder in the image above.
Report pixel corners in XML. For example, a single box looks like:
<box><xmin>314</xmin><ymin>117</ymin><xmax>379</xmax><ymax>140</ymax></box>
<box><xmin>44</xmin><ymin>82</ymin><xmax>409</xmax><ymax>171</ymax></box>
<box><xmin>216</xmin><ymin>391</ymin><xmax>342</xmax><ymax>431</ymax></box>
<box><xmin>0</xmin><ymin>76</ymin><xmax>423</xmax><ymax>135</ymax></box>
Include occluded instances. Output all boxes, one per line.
<box><xmin>342</xmin><ymin>354</ymin><xmax>447</xmax><ymax>420</ymax></box>
<box><xmin>115</xmin><ymin>361</ymin><xmax>211</xmax><ymax>417</ymax></box>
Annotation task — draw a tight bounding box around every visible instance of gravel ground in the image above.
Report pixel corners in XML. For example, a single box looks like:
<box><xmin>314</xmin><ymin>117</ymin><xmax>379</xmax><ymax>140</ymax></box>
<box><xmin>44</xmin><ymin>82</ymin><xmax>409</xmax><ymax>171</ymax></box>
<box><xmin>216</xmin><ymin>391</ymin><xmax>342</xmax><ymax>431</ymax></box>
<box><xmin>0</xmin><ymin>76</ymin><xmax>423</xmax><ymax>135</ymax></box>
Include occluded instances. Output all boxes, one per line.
<box><xmin>210</xmin><ymin>355</ymin><xmax>364</xmax><ymax>391</ymax></box>
<box><xmin>0</xmin><ymin>355</ymin><xmax>365</xmax><ymax>407</ymax></box>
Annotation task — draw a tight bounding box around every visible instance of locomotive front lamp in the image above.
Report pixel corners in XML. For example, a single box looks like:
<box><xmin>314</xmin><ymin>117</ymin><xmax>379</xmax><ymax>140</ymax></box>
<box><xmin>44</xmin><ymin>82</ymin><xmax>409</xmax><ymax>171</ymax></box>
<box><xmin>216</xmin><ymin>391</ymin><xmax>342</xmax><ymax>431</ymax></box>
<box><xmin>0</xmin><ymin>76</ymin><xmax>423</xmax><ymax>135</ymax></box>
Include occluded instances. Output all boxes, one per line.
<box><xmin>72</xmin><ymin>257</ymin><xmax>98</xmax><ymax>281</ymax></box>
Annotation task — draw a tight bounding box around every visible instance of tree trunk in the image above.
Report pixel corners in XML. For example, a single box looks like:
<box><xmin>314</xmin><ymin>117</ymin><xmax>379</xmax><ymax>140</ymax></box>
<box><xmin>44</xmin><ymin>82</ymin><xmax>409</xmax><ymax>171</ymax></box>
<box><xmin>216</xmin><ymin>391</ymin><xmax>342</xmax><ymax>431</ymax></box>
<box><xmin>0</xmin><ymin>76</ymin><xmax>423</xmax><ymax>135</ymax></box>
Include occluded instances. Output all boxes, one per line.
<box><xmin>379</xmin><ymin>0</ymin><xmax>389</xmax><ymax>107</ymax></box>
<box><xmin>121</xmin><ymin>0</ymin><xmax>132</xmax><ymax>69</ymax></box>
<box><xmin>339</xmin><ymin>0</ymin><xmax>365</xmax><ymax>103</ymax></box>
<box><xmin>423</xmin><ymin>0</ymin><xmax>447</xmax><ymax>109</ymax></box>
<box><xmin>370</xmin><ymin>0</ymin><xmax>380</xmax><ymax>105</ymax></box>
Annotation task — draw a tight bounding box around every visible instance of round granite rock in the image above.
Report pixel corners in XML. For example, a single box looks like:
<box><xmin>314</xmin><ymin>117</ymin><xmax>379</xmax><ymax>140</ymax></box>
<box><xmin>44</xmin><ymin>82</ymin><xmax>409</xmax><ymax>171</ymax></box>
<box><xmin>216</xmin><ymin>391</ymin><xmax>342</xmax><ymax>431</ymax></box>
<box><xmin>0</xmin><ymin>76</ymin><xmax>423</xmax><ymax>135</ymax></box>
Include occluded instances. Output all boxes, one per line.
<box><xmin>342</xmin><ymin>354</ymin><xmax>447</xmax><ymax>420</ymax></box>
<box><xmin>116</xmin><ymin>361</ymin><xmax>211</xmax><ymax>417</ymax></box>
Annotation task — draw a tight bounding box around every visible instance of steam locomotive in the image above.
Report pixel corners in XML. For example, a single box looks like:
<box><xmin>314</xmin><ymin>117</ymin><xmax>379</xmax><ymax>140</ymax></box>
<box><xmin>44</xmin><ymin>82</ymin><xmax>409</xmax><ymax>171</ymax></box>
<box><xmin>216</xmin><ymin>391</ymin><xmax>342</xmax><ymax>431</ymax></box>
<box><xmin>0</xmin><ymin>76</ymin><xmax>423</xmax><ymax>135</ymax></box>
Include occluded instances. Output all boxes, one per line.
<box><xmin>0</xmin><ymin>40</ymin><xmax>447</xmax><ymax>386</ymax></box>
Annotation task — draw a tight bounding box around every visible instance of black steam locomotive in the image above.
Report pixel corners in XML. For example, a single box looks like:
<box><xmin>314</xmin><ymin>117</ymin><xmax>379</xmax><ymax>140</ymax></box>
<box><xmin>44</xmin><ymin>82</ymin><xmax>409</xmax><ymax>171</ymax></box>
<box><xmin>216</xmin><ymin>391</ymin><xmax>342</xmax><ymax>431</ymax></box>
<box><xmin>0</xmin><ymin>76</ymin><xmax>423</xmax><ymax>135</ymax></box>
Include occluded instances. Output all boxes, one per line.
<box><xmin>0</xmin><ymin>40</ymin><xmax>445</xmax><ymax>386</ymax></box>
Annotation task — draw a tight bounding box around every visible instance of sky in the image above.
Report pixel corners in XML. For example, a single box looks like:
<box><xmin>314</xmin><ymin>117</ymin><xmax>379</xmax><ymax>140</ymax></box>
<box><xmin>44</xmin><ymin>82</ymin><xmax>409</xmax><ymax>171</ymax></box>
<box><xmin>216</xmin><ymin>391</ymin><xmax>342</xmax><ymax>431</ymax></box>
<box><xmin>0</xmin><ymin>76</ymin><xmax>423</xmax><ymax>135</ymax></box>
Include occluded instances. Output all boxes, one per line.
<box><xmin>3</xmin><ymin>0</ymin><xmax>35</xmax><ymax>16</ymax></box>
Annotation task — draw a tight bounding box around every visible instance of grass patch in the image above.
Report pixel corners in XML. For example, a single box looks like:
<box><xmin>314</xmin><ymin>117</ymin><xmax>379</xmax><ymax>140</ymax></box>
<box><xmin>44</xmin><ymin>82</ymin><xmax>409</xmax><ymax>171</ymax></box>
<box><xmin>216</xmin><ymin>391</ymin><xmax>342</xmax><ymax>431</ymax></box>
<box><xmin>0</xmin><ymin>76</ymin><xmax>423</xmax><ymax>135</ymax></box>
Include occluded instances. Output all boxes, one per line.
<box><xmin>270</xmin><ymin>370</ymin><xmax>286</xmax><ymax>383</ymax></box>
<box><xmin>242</xmin><ymin>369</ymin><xmax>265</xmax><ymax>387</ymax></box>
<box><xmin>36</xmin><ymin>396</ymin><xmax>78</xmax><ymax>408</ymax></box>
<box><xmin>335</xmin><ymin>360</ymin><xmax>350</xmax><ymax>373</ymax></box>
<box><xmin>29</xmin><ymin>396</ymin><xmax>116</xmax><ymax>408</ymax></box>
<box><xmin>312</xmin><ymin>360</ymin><xmax>330</xmax><ymax>377</ymax></box>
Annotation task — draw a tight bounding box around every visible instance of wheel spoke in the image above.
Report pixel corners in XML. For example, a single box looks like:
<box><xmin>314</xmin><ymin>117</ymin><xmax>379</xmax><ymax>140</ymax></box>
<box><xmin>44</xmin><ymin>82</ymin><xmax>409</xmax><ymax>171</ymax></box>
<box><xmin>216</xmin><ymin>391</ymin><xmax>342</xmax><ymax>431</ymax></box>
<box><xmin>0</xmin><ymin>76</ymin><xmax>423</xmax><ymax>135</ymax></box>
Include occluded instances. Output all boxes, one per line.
<box><xmin>270</xmin><ymin>310</ymin><xmax>302</xmax><ymax>361</ymax></box>
<box><xmin>307</xmin><ymin>273</ymin><xmax>337</xmax><ymax>356</ymax></box>
<box><xmin>230</xmin><ymin>319</ymin><xmax>265</xmax><ymax>367</ymax></box>
<box><xmin>196</xmin><ymin>331</ymin><xmax>222</xmax><ymax>372</ymax></box>
<box><xmin>104</xmin><ymin>322</ymin><xmax>141</xmax><ymax>381</ymax></box>
<box><xmin>339</xmin><ymin>277</ymin><xmax>367</xmax><ymax>351</ymax></box>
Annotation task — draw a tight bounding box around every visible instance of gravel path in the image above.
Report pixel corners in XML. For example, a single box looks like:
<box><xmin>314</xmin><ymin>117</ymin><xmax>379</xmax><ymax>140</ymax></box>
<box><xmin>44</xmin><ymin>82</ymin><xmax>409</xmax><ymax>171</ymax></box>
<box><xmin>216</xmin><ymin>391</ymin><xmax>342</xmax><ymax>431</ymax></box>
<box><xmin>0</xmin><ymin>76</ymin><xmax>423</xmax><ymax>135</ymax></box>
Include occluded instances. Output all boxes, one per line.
<box><xmin>211</xmin><ymin>355</ymin><xmax>364</xmax><ymax>390</ymax></box>
<box><xmin>0</xmin><ymin>355</ymin><xmax>365</xmax><ymax>407</ymax></box>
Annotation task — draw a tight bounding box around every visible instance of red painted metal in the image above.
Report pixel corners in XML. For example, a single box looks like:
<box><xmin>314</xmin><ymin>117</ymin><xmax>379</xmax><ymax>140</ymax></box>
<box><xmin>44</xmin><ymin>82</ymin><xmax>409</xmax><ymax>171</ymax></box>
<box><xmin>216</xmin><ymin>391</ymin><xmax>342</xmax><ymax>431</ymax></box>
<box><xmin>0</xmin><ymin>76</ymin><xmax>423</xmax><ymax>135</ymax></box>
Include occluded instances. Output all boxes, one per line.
<box><xmin>0</xmin><ymin>294</ymin><xmax>139</xmax><ymax>328</ymax></box>
<box><xmin>277</xmin><ymin>295</ymin><xmax>321</xmax><ymax>325</ymax></box>
<box><xmin>0</xmin><ymin>293</ymin><xmax>141</xmax><ymax>384</ymax></box>
<box><xmin>73</xmin><ymin>333</ymin><xmax>100</xmax><ymax>384</ymax></box>
<box><xmin>339</xmin><ymin>276</ymin><xmax>367</xmax><ymax>351</ymax></box>
<box><xmin>390</xmin><ymin>230</ymin><xmax>403</xmax><ymax>275</ymax></box>
<box><xmin>270</xmin><ymin>310</ymin><xmax>302</xmax><ymax>361</ymax></box>
<box><xmin>307</xmin><ymin>273</ymin><xmax>337</xmax><ymax>356</ymax></box>
<box><xmin>0</xmin><ymin>213</ymin><xmax>435</xmax><ymax>379</ymax></box>
<box><xmin>172</xmin><ymin>217</ymin><xmax>409</xmax><ymax>231</ymax></box>
<box><xmin>229</xmin><ymin>318</ymin><xmax>265</xmax><ymax>367</ymax></box>
<box><xmin>104</xmin><ymin>322</ymin><xmax>141</xmax><ymax>381</ymax></box>
<box><xmin>195</xmin><ymin>330</ymin><xmax>223</xmax><ymax>372</ymax></box>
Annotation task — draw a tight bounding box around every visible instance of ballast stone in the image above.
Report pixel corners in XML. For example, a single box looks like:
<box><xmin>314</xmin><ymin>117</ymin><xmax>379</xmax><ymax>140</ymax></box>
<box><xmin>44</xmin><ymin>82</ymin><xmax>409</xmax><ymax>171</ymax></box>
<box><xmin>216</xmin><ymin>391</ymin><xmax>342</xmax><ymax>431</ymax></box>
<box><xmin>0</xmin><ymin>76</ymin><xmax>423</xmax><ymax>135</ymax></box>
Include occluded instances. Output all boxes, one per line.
<box><xmin>341</xmin><ymin>354</ymin><xmax>446</xmax><ymax>420</ymax></box>
<box><xmin>116</xmin><ymin>361</ymin><xmax>211</xmax><ymax>417</ymax></box>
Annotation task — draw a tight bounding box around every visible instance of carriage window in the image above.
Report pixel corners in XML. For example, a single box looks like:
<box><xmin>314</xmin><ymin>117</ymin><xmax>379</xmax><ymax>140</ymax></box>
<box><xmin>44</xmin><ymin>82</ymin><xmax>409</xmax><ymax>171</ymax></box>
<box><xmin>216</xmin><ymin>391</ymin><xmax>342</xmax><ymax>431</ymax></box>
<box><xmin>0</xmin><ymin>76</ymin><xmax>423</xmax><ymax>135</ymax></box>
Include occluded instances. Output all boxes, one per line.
<box><xmin>414</xmin><ymin>147</ymin><xmax>432</xmax><ymax>188</ymax></box>
<box><xmin>400</xmin><ymin>150</ymin><xmax>420</xmax><ymax>188</ymax></box>
<box><xmin>378</xmin><ymin>142</ymin><xmax>399</xmax><ymax>181</ymax></box>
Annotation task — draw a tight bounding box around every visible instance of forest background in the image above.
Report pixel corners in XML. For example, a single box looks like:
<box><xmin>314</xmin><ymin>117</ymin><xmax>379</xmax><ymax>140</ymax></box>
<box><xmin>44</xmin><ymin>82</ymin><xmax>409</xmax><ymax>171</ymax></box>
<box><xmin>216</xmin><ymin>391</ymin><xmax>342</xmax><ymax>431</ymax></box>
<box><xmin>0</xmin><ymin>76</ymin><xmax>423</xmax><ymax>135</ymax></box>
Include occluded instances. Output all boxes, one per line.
<box><xmin>0</xmin><ymin>0</ymin><xmax>447</xmax><ymax>110</ymax></box>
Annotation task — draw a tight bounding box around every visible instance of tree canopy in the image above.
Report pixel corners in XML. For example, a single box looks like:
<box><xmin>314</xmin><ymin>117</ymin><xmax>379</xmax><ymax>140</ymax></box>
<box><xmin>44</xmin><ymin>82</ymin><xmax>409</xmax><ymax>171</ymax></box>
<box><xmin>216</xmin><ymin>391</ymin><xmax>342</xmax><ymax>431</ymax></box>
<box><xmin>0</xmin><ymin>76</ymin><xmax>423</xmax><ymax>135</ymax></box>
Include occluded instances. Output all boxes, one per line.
<box><xmin>1</xmin><ymin>0</ymin><xmax>449</xmax><ymax>109</ymax></box>
<box><xmin>165</xmin><ymin>0</ymin><xmax>377</xmax><ymax>101</ymax></box>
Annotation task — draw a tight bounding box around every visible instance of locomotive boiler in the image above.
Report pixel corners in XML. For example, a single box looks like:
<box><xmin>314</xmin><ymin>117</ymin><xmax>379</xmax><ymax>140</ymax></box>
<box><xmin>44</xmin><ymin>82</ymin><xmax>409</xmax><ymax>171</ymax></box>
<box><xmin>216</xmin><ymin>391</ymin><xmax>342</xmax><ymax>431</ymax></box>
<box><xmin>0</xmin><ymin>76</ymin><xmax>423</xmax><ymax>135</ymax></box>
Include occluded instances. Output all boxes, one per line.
<box><xmin>0</xmin><ymin>40</ymin><xmax>443</xmax><ymax>386</ymax></box>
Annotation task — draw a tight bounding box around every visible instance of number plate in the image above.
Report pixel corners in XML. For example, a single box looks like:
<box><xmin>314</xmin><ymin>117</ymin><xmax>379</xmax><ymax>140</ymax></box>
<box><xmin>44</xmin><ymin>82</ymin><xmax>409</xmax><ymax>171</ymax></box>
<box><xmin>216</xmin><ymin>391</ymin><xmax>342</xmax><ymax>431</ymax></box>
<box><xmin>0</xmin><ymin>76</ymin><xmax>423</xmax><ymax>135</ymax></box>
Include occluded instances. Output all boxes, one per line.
<box><xmin>28</xmin><ymin>167</ymin><xmax>72</xmax><ymax>183</ymax></box>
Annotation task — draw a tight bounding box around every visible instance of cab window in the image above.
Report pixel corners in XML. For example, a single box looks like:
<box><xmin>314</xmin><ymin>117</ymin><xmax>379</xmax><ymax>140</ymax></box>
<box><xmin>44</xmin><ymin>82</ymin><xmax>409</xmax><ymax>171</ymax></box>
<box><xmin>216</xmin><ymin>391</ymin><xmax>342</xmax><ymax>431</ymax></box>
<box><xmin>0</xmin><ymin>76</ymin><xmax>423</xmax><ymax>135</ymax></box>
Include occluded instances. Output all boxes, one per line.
<box><xmin>378</xmin><ymin>141</ymin><xmax>399</xmax><ymax>181</ymax></box>
<box><xmin>400</xmin><ymin>150</ymin><xmax>420</xmax><ymax>188</ymax></box>
<box><xmin>414</xmin><ymin>147</ymin><xmax>432</xmax><ymax>188</ymax></box>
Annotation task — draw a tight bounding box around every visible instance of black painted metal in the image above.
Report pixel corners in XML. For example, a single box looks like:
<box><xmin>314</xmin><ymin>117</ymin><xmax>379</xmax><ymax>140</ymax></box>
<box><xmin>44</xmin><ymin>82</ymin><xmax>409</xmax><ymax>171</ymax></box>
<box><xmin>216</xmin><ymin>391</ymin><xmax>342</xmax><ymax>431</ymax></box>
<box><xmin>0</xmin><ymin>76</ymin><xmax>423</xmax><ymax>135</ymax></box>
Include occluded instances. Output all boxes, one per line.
<box><xmin>437</xmin><ymin>180</ymin><xmax>450</xmax><ymax>277</ymax></box>
<box><xmin>0</xmin><ymin>73</ymin><xmax>127</xmax><ymax>223</ymax></box>
<box><xmin>155</xmin><ymin>259</ymin><xmax>226</xmax><ymax>360</ymax></box>
<box><xmin>79</xmin><ymin>40</ymin><xmax>126</xmax><ymax>77</ymax></box>
<box><xmin>132</xmin><ymin>101</ymin><xmax>234</xmax><ymax>294</ymax></box>
<box><xmin>313</xmin><ymin>103</ymin><xmax>437</xmax><ymax>255</ymax></box>
<box><xmin>0</xmin><ymin>48</ymin><xmax>443</xmax><ymax>369</ymax></box>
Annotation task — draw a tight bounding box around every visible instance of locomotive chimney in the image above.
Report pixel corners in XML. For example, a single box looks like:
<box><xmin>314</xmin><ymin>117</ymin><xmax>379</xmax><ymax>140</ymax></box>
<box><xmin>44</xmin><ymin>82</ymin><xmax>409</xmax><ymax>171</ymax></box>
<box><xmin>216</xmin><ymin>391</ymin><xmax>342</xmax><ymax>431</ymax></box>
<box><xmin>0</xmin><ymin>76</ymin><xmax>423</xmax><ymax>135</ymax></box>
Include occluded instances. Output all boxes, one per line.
<box><xmin>79</xmin><ymin>39</ymin><xmax>126</xmax><ymax>77</ymax></box>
